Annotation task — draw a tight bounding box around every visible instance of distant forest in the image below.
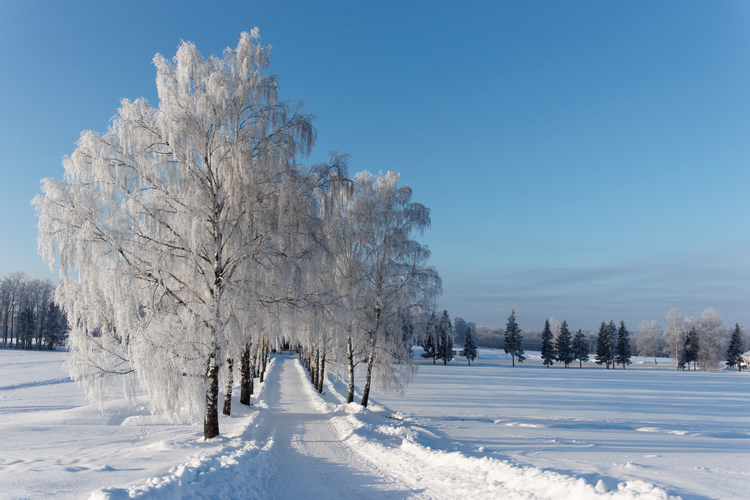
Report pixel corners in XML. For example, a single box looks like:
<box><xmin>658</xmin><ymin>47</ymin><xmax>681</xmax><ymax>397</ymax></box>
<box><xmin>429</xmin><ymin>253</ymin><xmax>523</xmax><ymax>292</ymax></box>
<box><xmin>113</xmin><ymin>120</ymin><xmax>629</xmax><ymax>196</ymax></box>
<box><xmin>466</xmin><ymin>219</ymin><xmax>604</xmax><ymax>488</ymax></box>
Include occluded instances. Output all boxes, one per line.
<box><xmin>0</xmin><ymin>271</ymin><xmax>68</xmax><ymax>350</ymax></box>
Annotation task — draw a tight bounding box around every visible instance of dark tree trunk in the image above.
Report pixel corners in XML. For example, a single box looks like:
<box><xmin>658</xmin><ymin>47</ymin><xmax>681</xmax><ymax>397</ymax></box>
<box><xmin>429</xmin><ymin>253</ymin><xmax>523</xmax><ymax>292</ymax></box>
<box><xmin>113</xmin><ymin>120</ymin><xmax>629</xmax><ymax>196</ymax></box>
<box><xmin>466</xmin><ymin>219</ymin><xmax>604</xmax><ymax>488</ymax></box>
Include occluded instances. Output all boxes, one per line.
<box><xmin>240</xmin><ymin>344</ymin><xmax>252</xmax><ymax>406</ymax></box>
<box><xmin>259</xmin><ymin>341</ymin><xmax>267</xmax><ymax>383</ymax></box>
<box><xmin>204</xmin><ymin>352</ymin><xmax>220</xmax><ymax>439</ymax></box>
<box><xmin>312</xmin><ymin>349</ymin><xmax>319</xmax><ymax>388</ymax></box>
<box><xmin>317</xmin><ymin>351</ymin><xmax>326</xmax><ymax>393</ymax></box>
<box><xmin>222</xmin><ymin>357</ymin><xmax>233</xmax><ymax>416</ymax></box>
<box><xmin>360</xmin><ymin>335</ymin><xmax>377</xmax><ymax>407</ymax></box>
<box><xmin>346</xmin><ymin>326</ymin><xmax>355</xmax><ymax>403</ymax></box>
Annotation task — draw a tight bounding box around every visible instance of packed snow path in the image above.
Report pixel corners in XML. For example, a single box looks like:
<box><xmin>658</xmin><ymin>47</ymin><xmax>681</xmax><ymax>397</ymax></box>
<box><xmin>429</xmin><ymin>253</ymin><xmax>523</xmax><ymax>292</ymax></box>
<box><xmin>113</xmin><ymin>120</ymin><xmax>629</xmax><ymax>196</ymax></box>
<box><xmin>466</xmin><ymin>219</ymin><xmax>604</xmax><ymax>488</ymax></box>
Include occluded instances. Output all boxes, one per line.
<box><xmin>265</xmin><ymin>356</ymin><xmax>429</xmax><ymax>499</ymax></box>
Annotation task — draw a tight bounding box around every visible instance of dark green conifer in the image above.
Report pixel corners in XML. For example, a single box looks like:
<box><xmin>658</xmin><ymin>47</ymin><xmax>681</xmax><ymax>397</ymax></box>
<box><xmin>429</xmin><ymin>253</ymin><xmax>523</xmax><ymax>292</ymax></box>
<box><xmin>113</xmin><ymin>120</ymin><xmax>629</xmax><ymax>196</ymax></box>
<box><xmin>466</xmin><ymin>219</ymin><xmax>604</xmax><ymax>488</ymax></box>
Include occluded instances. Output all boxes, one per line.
<box><xmin>555</xmin><ymin>320</ymin><xmax>574</xmax><ymax>367</ymax></box>
<box><xmin>572</xmin><ymin>329</ymin><xmax>589</xmax><ymax>367</ymax></box>
<box><xmin>615</xmin><ymin>320</ymin><xmax>631</xmax><ymax>369</ymax></box>
<box><xmin>540</xmin><ymin>319</ymin><xmax>555</xmax><ymax>367</ymax></box>
<box><xmin>726</xmin><ymin>323</ymin><xmax>744</xmax><ymax>371</ymax></box>
<box><xmin>504</xmin><ymin>309</ymin><xmax>525</xmax><ymax>367</ymax></box>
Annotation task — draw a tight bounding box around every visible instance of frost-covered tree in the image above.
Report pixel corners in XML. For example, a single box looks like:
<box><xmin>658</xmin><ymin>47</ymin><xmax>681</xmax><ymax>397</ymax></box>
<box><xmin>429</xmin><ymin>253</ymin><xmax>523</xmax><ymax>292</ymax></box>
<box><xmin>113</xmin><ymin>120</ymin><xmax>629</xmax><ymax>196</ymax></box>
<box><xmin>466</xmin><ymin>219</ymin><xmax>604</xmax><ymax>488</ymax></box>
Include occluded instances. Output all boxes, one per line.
<box><xmin>504</xmin><ymin>309</ymin><xmax>524</xmax><ymax>366</ymax></box>
<box><xmin>540</xmin><ymin>319</ymin><xmax>555</xmax><ymax>367</ymax></box>
<box><xmin>463</xmin><ymin>322</ymin><xmax>477</xmax><ymax>365</ymax></box>
<box><xmin>726</xmin><ymin>324</ymin><xmax>744</xmax><ymax>371</ymax></box>
<box><xmin>354</xmin><ymin>172</ymin><xmax>441</xmax><ymax>407</ymax></box>
<box><xmin>555</xmin><ymin>320</ymin><xmax>573</xmax><ymax>367</ymax></box>
<box><xmin>615</xmin><ymin>320</ymin><xmax>631</xmax><ymax>369</ymax></box>
<box><xmin>572</xmin><ymin>329</ymin><xmax>589</xmax><ymax>368</ymax></box>
<box><xmin>453</xmin><ymin>317</ymin><xmax>468</xmax><ymax>347</ymax></box>
<box><xmin>696</xmin><ymin>308</ymin><xmax>726</xmax><ymax>371</ymax></box>
<box><xmin>399</xmin><ymin>308</ymin><xmax>415</xmax><ymax>360</ymax></box>
<box><xmin>548</xmin><ymin>317</ymin><xmax>560</xmax><ymax>342</ymax></box>
<box><xmin>635</xmin><ymin>320</ymin><xmax>664</xmax><ymax>365</ymax></box>
<box><xmin>665</xmin><ymin>309</ymin><xmax>691</xmax><ymax>370</ymax></box>
<box><xmin>35</xmin><ymin>32</ymin><xmax>319</xmax><ymax>439</ymax></box>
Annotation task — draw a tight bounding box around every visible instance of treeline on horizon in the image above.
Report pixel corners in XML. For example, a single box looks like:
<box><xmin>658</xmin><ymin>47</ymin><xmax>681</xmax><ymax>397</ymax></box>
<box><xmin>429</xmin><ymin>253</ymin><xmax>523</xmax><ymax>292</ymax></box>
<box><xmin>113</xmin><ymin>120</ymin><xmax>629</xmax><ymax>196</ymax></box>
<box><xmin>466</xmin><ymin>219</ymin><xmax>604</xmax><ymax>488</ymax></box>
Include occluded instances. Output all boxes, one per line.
<box><xmin>452</xmin><ymin>308</ymin><xmax>748</xmax><ymax>371</ymax></box>
<box><xmin>0</xmin><ymin>271</ymin><xmax>68</xmax><ymax>350</ymax></box>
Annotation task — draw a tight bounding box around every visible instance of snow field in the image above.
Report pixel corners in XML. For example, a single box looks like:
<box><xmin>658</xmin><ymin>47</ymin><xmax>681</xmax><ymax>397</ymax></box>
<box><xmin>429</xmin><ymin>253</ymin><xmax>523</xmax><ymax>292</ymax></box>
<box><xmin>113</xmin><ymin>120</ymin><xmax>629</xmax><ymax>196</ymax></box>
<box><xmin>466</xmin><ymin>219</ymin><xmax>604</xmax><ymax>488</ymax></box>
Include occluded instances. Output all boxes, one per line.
<box><xmin>366</xmin><ymin>352</ymin><xmax>750</xmax><ymax>500</ymax></box>
<box><xmin>3</xmin><ymin>349</ymin><xmax>748</xmax><ymax>499</ymax></box>
<box><xmin>302</xmin><ymin>360</ymin><xmax>680</xmax><ymax>499</ymax></box>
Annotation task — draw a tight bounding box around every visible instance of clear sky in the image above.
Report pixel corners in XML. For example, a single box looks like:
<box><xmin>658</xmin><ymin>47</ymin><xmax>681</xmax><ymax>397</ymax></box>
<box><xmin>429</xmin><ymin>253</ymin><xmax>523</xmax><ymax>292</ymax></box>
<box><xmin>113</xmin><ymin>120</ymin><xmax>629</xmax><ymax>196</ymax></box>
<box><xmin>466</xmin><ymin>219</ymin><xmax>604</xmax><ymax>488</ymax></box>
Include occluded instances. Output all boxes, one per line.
<box><xmin>1</xmin><ymin>1</ymin><xmax>748</xmax><ymax>332</ymax></box>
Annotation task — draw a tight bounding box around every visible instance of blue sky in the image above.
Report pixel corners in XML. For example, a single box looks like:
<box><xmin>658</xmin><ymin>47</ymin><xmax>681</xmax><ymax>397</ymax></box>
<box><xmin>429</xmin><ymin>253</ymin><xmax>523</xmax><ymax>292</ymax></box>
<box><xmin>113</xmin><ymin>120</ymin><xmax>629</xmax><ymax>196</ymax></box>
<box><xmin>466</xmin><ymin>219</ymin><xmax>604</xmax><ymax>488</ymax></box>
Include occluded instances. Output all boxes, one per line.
<box><xmin>1</xmin><ymin>1</ymin><xmax>748</xmax><ymax>331</ymax></box>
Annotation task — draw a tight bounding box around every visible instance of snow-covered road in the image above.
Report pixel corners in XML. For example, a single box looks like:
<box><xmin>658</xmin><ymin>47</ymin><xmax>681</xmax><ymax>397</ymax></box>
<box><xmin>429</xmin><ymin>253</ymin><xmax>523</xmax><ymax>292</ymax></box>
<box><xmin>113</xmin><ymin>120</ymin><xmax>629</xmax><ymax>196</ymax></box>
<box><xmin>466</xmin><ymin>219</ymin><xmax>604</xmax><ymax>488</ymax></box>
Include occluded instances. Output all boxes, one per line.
<box><xmin>265</xmin><ymin>357</ymin><xmax>428</xmax><ymax>499</ymax></box>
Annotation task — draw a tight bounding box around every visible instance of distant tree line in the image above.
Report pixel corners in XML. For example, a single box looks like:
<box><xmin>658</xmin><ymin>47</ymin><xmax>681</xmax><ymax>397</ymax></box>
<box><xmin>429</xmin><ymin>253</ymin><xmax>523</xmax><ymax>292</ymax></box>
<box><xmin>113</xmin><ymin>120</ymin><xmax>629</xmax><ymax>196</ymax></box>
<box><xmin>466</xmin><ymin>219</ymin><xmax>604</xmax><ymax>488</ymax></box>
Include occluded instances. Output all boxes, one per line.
<box><xmin>436</xmin><ymin>307</ymin><xmax>747</xmax><ymax>372</ymax></box>
<box><xmin>0</xmin><ymin>271</ymin><xmax>68</xmax><ymax>350</ymax></box>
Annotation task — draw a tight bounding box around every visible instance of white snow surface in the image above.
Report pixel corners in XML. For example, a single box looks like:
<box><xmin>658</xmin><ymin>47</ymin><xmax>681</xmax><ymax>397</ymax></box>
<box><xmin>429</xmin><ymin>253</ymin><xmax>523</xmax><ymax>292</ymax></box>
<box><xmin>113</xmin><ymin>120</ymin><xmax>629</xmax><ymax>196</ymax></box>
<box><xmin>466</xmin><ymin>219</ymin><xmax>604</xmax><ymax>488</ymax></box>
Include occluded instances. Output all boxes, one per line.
<box><xmin>1</xmin><ymin>349</ymin><xmax>748</xmax><ymax>499</ymax></box>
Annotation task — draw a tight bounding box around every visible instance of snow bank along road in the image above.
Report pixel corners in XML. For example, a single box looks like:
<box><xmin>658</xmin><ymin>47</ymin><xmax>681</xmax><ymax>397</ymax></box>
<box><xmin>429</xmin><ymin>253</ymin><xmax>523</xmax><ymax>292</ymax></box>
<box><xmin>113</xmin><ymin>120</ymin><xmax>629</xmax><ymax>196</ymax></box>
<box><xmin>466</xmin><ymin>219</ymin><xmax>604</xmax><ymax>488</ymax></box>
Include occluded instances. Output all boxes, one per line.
<box><xmin>1</xmin><ymin>350</ymin><xmax>700</xmax><ymax>499</ymax></box>
<box><xmin>89</xmin><ymin>355</ymin><xmax>678</xmax><ymax>500</ymax></box>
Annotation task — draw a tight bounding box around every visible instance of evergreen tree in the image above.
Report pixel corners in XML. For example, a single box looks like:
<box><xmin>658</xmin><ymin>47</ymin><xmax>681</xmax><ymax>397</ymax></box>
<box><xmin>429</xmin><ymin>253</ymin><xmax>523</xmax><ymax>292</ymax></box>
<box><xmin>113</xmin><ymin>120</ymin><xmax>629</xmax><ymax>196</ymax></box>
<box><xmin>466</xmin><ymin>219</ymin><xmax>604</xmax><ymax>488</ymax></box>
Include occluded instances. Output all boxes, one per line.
<box><xmin>420</xmin><ymin>312</ymin><xmax>437</xmax><ymax>364</ymax></box>
<box><xmin>615</xmin><ymin>320</ymin><xmax>631</xmax><ymax>369</ymax></box>
<box><xmin>18</xmin><ymin>307</ymin><xmax>35</xmax><ymax>350</ymax></box>
<box><xmin>504</xmin><ymin>309</ymin><xmax>525</xmax><ymax>366</ymax></box>
<box><xmin>684</xmin><ymin>326</ymin><xmax>699</xmax><ymax>371</ymax></box>
<box><xmin>555</xmin><ymin>320</ymin><xmax>573</xmax><ymax>367</ymax></box>
<box><xmin>572</xmin><ymin>329</ymin><xmax>589</xmax><ymax>368</ymax></box>
<box><xmin>726</xmin><ymin>323</ymin><xmax>744</xmax><ymax>371</ymax></box>
<box><xmin>607</xmin><ymin>321</ymin><xmax>617</xmax><ymax>368</ymax></box>
<box><xmin>436</xmin><ymin>310</ymin><xmax>454</xmax><ymax>365</ymax></box>
<box><xmin>464</xmin><ymin>323</ymin><xmax>477</xmax><ymax>365</ymax></box>
<box><xmin>595</xmin><ymin>321</ymin><xmax>610</xmax><ymax>368</ymax></box>
<box><xmin>540</xmin><ymin>319</ymin><xmax>555</xmax><ymax>367</ymax></box>
<box><xmin>41</xmin><ymin>302</ymin><xmax>65</xmax><ymax>350</ymax></box>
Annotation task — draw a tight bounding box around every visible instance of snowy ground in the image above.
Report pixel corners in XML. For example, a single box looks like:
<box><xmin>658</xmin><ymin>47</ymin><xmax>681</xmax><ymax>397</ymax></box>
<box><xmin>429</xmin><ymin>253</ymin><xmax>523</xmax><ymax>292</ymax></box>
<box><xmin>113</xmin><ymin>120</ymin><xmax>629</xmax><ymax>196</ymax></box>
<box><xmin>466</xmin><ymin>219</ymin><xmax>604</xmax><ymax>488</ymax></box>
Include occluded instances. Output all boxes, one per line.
<box><xmin>0</xmin><ymin>349</ymin><xmax>747</xmax><ymax>499</ymax></box>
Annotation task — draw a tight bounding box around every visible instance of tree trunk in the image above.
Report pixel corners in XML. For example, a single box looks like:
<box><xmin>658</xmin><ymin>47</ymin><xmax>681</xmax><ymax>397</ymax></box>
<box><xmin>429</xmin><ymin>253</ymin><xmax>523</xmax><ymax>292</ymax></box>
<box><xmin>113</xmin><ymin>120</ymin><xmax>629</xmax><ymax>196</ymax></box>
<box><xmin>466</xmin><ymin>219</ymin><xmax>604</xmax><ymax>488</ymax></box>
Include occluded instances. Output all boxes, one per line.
<box><xmin>240</xmin><ymin>344</ymin><xmax>252</xmax><ymax>406</ymax></box>
<box><xmin>346</xmin><ymin>325</ymin><xmax>355</xmax><ymax>403</ymax></box>
<box><xmin>204</xmin><ymin>351</ymin><xmax>220</xmax><ymax>439</ymax></box>
<box><xmin>222</xmin><ymin>356</ymin><xmax>233</xmax><ymax>416</ymax></box>
<box><xmin>260</xmin><ymin>341</ymin><xmax>268</xmax><ymax>383</ymax></box>
<box><xmin>317</xmin><ymin>350</ymin><xmax>326</xmax><ymax>393</ymax></box>
<box><xmin>360</xmin><ymin>334</ymin><xmax>377</xmax><ymax>407</ymax></box>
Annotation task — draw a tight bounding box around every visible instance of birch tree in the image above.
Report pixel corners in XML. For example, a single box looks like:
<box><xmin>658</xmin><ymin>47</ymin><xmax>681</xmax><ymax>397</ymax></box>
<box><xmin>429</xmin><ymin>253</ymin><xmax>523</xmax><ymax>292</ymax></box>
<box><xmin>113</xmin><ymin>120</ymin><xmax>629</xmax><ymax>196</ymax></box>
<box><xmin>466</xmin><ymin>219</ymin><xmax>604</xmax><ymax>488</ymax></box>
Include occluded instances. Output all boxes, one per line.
<box><xmin>355</xmin><ymin>171</ymin><xmax>441</xmax><ymax>407</ymax></box>
<box><xmin>35</xmin><ymin>31</ymin><xmax>316</xmax><ymax>439</ymax></box>
<box><xmin>635</xmin><ymin>320</ymin><xmax>664</xmax><ymax>365</ymax></box>
<box><xmin>695</xmin><ymin>308</ymin><xmax>726</xmax><ymax>371</ymax></box>
<box><xmin>665</xmin><ymin>309</ymin><xmax>691</xmax><ymax>370</ymax></box>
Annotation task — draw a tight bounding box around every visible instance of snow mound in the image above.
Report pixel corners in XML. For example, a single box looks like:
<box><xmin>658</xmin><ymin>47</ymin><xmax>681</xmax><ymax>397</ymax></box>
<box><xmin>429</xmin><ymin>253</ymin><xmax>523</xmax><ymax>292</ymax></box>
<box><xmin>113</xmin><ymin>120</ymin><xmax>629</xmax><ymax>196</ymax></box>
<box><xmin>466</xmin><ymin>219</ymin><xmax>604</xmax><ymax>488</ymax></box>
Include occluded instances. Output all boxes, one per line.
<box><xmin>88</xmin><ymin>360</ymin><xmax>277</xmax><ymax>500</ymax></box>
<box><xmin>314</xmin><ymin>367</ymin><xmax>680</xmax><ymax>500</ymax></box>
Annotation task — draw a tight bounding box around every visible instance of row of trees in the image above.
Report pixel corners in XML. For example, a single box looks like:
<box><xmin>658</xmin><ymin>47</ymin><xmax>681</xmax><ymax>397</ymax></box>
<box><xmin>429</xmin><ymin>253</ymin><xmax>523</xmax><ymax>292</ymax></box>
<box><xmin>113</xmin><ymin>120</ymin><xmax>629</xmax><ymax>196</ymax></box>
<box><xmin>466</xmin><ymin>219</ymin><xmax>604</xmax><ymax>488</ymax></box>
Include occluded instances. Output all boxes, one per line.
<box><xmin>0</xmin><ymin>271</ymin><xmax>67</xmax><ymax>350</ymax></box>
<box><xmin>455</xmin><ymin>309</ymin><xmax>745</xmax><ymax>372</ymax></box>
<box><xmin>35</xmin><ymin>32</ymin><xmax>440</xmax><ymax>439</ymax></box>
<box><xmin>419</xmin><ymin>310</ymin><xmax>478</xmax><ymax>366</ymax></box>
<box><xmin>540</xmin><ymin>319</ymin><xmax>591</xmax><ymax>368</ymax></box>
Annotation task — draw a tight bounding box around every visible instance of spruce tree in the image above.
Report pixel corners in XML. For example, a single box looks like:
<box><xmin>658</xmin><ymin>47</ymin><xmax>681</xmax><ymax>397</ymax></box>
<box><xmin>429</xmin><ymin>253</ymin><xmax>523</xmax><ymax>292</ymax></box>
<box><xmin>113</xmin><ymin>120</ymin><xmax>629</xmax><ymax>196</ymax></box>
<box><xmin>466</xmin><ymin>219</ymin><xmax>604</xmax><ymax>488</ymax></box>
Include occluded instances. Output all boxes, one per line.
<box><xmin>615</xmin><ymin>320</ymin><xmax>631</xmax><ymax>369</ymax></box>
<box><xmin>607</xmin><ymin>321</ymin><xmax>617</xmax><ymax>368</ymax></box>
<box><xmin>572</xmin><ymin>329</ymin><xmax>589</xmax><ymax>368</ymax></box>
<box><xmin>555</xmin><ymin>320</ymin><xmax>573</xmax><ymax>367</ymax></box>
<box><xmin>726</xmin><ymin>323</ymin><xmax>744</xmax><ymax>371</ymax></box>
<box><xmin>684</xmin><ymin>326</ymin><xmax>699</xmax><ymax>371</ymax></box>
<box><xmin>464</xmin><ymin>323</ymin><xmax>477</xmax><ymax>365</ymax></box>
<box><xmin>421</xmin><ymin>313</ymin><xmax>437</xmax><ymax>364</ymax></box>
<box><xmin>437</xmin><ymin>309</ymin><xmax>454</xmax><ymax>365</ymax></box>
<box><xmin>595</xmin><ymin>321</ymin><xmax>610</xmax><ymax>368</ymax></box>
<box><xmin>540</xmin><ymin>319</ymin><xmax>555</xmax><ymax>367</ymax></box>
<box><xmin>504</xmin><ymin>309</ymin><xmax>525</xmax><ymax>366</ymax></box>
